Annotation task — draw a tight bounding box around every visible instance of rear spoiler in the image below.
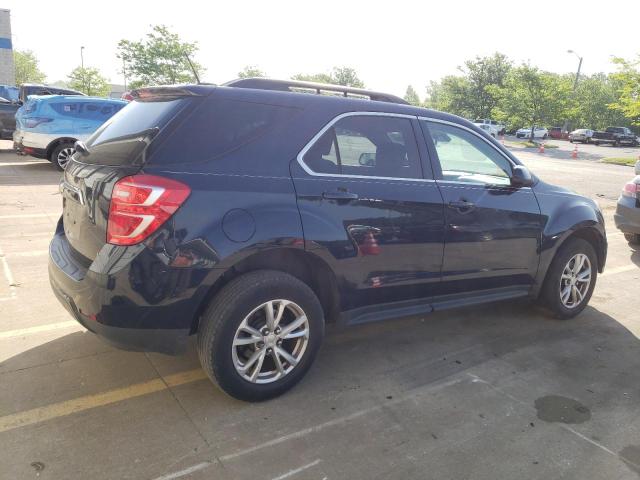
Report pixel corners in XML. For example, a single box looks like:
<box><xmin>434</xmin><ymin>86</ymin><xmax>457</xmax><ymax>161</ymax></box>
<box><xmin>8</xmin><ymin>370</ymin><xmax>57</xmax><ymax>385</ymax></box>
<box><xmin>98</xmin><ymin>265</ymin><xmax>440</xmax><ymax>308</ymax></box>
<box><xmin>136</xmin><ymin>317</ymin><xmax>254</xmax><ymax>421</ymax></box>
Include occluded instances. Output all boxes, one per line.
<box><xmin>130</xmin><ymin>85</ymin><xmax>211</xmax><ymax>101</ymax></box>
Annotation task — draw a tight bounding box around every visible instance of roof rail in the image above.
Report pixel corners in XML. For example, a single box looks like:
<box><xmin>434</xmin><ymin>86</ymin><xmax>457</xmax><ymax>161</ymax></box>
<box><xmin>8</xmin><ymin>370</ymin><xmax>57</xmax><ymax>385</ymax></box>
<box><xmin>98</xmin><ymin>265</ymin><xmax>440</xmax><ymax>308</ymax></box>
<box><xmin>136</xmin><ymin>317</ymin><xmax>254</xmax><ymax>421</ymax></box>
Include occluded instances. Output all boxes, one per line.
<box><xmin>223</xmin><ymin>78</ymin><xmax>409</xmax><ymax>105</ymax></box>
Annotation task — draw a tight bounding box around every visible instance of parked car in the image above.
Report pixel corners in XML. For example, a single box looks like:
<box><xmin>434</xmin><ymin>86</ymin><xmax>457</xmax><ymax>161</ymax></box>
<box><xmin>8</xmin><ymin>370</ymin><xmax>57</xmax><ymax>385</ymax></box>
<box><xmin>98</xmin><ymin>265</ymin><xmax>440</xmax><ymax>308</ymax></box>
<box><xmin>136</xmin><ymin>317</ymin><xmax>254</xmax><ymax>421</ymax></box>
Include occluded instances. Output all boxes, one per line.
<box><xmin>473</xmin><ymin>118</ymin><xmax>505</xmax><ymax>136</ymax></box>
<box><xmin>569</xmin><ymin>129</ymin><xmax>594</xmax><ymax>144</ymax></box>
<box><xmin>516</xmin><ymin>126</ymin><xmax>548</xmax><ymax>139</ymax></box>
<box><xmin>549</xmin><ymin>127</ymin><xmax>569</xmax><ymax>140</ymax></box>
<box><xmin>614</xmin><ymin>160</ymin><xmax>640</xmax><ymax>244</ymax></box>
<box><xmin>13</xmin><ymin>95</ymin><xmax>126</xmax><ymax>169</ymax></box>
<box><xmin>476</xmin><ymin>123</ymin><xmax>497</xmax><ymax>138</ymax></box>
<box><xmin>0</xmin><ymin>96</ymin><xmax>19</xmax><ymax>140</ymax></box>
<box><xmin>18</xmin><ymin>84</ymin><xmax>85</xmax><ymax>105</ymax></box>
<box><xmin>49</xmin><ymin>79</ymin><xmax>607</xmax><ymax>402</ymax></box>
<box><xmin>592</xmin><ymin>127</ymin><xmax>638</xmax><ymax>147</ymax></box>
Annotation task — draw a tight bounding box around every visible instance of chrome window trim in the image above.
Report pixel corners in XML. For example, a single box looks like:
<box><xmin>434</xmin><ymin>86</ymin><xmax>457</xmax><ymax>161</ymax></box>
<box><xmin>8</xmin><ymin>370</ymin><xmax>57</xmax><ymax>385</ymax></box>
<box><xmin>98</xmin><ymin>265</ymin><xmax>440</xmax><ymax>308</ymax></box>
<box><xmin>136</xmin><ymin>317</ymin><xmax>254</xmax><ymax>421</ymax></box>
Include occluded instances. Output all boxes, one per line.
<box><xmin>418</xmin><ymin>116</ymin><xmax>517</xmax><ymax>168</ymax></box>
<box><xmin>296</xmin><ymin>111</ymin><xmax>435</xmax><ymax>183</ymax></box>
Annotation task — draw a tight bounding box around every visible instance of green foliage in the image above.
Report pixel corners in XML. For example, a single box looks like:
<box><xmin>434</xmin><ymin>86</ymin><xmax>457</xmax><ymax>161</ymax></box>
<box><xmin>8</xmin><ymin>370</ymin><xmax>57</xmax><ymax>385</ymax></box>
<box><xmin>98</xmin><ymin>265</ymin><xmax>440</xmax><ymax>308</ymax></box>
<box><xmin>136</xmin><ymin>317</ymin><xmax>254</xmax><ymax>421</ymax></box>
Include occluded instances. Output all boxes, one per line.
<box><xmin>569</xmin><ymin>73</ymin><xmax>628</xmax><ymax>130</ymax></box>
<box><xmin>238</xmin><ymin>66</ymin><xmax>266</xmax><ymax>78</ymax></box>
<box><xmin>493</xmin><ymin>64</ymin><xmax>572</xmax><ymax>136</ymax></box>
<box><xmin>609</xmin><ymin>56</ymin><xmax>640</xmax><ymax>125</ymax></box>
<box><xmin>292</xmin><ymin>66</ymin><xmax>365</xmax><ymax>87</ymax></box>
<box><xmin>14</xmin><ymin>50</ymin><xmax>46</xmax><ymax>85</ymax></box>
<box><xmin>601</xmin><ymin>157</ymin><xmax>637</xmax><ymax>166</ymax></box>
<box><xmin>403</xmin><ymin>85</ymin><xmax>420</xmax><ymax>105</ymax></box>
<box><xmin>67</xmin><ymin>67</ymin><xmax>111</xmax><ymax>97</ymax></box>
<box><xmin>117</xmin><ymin>25</ymin><xmax>204</xmax><ymax>89</ymax></box>
<box><xmin>425</xmin><ymin>53</ymin><xmax>511</xmax><ymax>118</ymax></box>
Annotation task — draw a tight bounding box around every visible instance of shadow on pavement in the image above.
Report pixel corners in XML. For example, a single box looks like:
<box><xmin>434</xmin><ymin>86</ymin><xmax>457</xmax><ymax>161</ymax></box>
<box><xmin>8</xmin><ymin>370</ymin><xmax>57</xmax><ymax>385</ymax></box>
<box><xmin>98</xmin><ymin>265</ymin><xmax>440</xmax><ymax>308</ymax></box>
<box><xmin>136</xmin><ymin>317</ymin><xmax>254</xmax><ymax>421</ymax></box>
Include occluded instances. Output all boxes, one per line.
<box><xmin>2</xmin><ymin>299</ymin><xmax>640</xmax><ymax>479</ymax></box>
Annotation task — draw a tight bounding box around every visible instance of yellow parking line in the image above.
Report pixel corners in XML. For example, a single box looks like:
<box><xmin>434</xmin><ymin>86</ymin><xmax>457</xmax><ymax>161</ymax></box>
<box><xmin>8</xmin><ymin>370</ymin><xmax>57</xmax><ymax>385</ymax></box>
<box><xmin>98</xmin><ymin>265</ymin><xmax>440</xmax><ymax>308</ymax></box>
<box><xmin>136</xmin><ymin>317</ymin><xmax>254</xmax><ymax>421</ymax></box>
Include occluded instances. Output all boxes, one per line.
<box><xmin>0</xmin><ymin>369</ymin><xmax>207</xmax><ymax>433</ymax></box>
<box><xmin>601</xmin><ymin>265</ymin><xmax>638</xmax><ymax>278</ymax></box>
<box><xmin>0</xmin><ymin>321</ymin><xmax>80</xmax><ymax>339</ymax></box>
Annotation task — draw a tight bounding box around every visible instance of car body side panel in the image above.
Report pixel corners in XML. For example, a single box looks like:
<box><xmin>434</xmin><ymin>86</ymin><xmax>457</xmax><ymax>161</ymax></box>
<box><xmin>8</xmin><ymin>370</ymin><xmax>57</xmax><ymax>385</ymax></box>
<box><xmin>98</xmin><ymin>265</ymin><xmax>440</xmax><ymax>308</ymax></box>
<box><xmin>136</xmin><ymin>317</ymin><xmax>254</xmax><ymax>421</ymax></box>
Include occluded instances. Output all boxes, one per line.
<box><xmin>531</xmin><ymin>180</ymin><xmax>607</xmax><ymax>296</ymax></box>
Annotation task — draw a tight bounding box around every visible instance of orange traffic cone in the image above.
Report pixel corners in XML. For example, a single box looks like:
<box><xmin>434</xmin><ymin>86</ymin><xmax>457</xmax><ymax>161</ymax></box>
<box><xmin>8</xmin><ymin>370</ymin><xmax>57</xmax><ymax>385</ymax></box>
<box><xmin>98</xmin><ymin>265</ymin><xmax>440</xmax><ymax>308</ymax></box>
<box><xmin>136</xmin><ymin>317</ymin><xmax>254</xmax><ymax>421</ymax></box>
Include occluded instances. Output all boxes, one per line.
<box><xmin>501</xmin><ymin>134</ymin><xmax>505</xmax><ymax>145</ymax></box>
<box><xmin>538</xmin><ymin>143</ymin><xmax>545</xmax><ymax>154</ymax></box>
<box><xmin>571</xmin><ymin>145</ymin><xmax>578</xmax><ymax>159</ymax></box>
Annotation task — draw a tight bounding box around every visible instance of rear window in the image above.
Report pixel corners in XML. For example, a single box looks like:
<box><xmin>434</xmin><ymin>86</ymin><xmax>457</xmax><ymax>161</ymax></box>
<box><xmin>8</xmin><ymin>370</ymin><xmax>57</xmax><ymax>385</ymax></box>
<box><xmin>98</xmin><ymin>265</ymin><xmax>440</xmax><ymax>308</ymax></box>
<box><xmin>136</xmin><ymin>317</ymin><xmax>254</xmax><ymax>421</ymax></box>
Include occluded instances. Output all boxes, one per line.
<box><xmin>82</xmin><ymin>98</ymin><xmax>188</xmax><ymax>166</ymax></box>
<box><xmin>149</xmin><ymin>97</ymin><xmax>300</xmax><ymax>165</ymax></box>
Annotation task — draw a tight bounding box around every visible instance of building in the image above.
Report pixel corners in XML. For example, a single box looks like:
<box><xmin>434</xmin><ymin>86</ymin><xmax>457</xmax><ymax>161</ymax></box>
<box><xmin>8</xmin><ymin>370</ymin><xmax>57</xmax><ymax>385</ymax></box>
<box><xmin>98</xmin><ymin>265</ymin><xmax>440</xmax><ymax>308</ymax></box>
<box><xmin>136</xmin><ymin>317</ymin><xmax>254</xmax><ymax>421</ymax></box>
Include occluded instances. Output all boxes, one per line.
<box><xmin>0</xmin><ymin>9</ymin><xmax>15</xmax><ymax>85</ymax></box>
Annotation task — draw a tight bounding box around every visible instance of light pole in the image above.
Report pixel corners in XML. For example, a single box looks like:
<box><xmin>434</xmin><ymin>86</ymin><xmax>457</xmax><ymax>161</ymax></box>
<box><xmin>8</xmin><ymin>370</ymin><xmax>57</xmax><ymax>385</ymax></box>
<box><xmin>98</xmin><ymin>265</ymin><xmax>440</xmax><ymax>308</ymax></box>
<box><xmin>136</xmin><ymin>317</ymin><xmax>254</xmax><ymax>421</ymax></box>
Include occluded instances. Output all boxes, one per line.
<box><xmin>563</xmin><ymin>49</ymin><xmax>583</xmax><ymax>133</ymax></box>
<box><xmin>80</xmin><ymin>46</ymin><xmax>85</xmax><ymax>69</ymax></box>
<box><xmin>567</xmin><ymin>49</ymin><xmax>583</xmax><ymax>91</ymax></box>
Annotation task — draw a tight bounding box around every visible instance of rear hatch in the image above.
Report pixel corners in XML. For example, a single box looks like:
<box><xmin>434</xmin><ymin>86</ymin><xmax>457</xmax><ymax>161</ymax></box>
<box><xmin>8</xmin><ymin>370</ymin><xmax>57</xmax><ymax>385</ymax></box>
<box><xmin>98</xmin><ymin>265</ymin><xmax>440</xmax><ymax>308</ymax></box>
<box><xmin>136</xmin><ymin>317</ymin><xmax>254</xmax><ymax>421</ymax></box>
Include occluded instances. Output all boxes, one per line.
<box><xmin>60</xmin><ymin>87</ymin><xmax>204</xmax><ymax>261</ymax></box>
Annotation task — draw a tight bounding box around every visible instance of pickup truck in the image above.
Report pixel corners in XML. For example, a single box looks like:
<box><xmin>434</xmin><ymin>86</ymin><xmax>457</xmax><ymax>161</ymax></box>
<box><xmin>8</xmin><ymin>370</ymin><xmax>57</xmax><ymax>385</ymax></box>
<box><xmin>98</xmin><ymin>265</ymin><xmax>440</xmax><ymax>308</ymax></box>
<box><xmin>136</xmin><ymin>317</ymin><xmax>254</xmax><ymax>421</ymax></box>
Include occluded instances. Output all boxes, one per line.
<box><xmin>592</xmin><ymin>127</ymin><xmax>638</xmax><ymax>147</ymax></box>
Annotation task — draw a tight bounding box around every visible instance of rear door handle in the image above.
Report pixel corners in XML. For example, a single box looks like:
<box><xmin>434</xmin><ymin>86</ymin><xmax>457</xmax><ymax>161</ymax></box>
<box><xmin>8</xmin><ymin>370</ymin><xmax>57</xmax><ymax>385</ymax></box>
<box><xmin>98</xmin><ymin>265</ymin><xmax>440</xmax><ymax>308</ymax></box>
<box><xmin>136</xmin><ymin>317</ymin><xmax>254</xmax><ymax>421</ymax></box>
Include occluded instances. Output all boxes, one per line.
<box><xmin>449</xmin><ymin>199</ymin><xmax>475</xmax><ymax>211</ymax></box>
<box><xmin>323</xmin><ymin>190</ymin><xmax>359</xmax><ymax>202</ymax></box>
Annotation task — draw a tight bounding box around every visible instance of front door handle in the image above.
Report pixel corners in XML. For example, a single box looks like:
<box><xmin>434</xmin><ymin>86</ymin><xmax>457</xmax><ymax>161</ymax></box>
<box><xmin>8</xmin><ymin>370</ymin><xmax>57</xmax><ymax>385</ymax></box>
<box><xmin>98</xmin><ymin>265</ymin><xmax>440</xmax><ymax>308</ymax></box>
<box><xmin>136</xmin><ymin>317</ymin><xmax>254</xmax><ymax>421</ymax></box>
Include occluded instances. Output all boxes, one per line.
<box><xmin>449</xmin><ymin>199</ymin><xmax>475</xmax><ymax>212</ymax></box>
<box><xmin>323</xmin><ymin>190</ymin><xmax>359</xmax><ymax>202</ymax></box>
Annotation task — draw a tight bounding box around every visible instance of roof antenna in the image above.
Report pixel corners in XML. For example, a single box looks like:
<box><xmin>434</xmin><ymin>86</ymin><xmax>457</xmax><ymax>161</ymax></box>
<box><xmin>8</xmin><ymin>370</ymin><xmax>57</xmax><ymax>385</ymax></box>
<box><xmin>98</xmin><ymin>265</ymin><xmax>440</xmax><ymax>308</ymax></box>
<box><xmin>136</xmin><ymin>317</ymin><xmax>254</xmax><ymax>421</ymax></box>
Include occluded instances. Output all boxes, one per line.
<box><xmin>184</xmin><ymin>53</ymin><xmax>201</xmax><ymax>84</ymax></box>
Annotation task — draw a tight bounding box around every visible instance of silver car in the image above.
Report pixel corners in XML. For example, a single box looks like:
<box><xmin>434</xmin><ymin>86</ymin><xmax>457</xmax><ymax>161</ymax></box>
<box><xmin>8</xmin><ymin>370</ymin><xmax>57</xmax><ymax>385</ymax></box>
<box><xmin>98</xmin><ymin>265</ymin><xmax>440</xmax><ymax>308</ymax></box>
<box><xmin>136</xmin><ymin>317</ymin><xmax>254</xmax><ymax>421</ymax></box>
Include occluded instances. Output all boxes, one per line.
<box><xmin>569</xmin><ymin>129</ymin><xmax>594</xmax><ymax>144</ymax></box>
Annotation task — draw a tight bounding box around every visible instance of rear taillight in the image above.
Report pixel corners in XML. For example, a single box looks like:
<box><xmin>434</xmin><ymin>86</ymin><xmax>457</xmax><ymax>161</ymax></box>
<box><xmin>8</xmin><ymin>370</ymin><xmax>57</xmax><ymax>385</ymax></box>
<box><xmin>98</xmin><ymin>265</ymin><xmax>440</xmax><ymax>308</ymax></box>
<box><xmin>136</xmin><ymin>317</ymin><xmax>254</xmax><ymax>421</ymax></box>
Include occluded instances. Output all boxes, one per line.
<box><xmin>24</xmin><ymin>117</ymin><xmax>53</xmax><ymax>128</ymax></box>
<box><xmin>622</xmin><ymin>181</ymin><xmax>639</xmax><ymax>199</ymax></box>
<box><xmin>107</xmin><ymin>174</ymin><xmax>191</xmax><ymax>246</ymax></box>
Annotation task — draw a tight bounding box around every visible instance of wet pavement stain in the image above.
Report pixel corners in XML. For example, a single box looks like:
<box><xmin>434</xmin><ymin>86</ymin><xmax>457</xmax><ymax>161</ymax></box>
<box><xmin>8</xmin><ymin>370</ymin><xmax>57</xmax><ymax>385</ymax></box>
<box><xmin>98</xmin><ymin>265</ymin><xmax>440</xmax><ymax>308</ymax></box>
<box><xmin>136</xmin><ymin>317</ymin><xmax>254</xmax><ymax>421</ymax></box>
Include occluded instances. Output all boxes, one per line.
<box><xmin>534</xmin><ymin>395</ymin><xmax>591</xmax><ymax>424</ymax></box>
<box><xmin>620</xmin><ymin>445</ymin><xmax>640</xmax><ymax>475</ymax></box>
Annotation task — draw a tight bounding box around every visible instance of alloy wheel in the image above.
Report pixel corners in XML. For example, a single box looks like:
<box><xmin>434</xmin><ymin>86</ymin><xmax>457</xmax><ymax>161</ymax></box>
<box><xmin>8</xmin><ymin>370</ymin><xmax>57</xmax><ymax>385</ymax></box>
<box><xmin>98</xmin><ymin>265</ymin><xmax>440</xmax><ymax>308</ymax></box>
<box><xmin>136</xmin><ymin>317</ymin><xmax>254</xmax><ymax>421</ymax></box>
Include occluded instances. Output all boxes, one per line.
<box><xmin>559</xmin><ymin>253</ymin><xmax>591</xmax><ymax>309</ymax></box>
<box><xmin>57</xmin><ymin>147</ymin><xmax>75</xmax><ymax>169</ymax></box>
<box><xmin>232</xmin><ymin>299</ymin><xmax>309</xmax><ymax>384</ymax></box>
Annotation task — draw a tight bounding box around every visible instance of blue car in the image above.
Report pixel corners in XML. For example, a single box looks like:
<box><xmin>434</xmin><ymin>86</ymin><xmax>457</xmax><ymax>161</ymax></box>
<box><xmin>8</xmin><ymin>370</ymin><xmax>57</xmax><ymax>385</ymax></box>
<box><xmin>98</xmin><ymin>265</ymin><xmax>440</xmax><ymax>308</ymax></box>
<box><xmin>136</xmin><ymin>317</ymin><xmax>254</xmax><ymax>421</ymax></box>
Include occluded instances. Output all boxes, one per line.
<box><xmin>14</xmin><ymin>95</ymin><xmax>127</xmax><ymax>169</ymax></box>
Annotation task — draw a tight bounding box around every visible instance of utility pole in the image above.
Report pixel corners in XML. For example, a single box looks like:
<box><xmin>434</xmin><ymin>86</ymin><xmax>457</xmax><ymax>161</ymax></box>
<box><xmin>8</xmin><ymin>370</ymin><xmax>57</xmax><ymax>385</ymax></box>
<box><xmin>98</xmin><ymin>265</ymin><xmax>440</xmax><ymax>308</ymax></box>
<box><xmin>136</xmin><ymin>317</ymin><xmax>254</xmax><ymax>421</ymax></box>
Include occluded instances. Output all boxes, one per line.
<box><xmin>80</xmin><ymin>46</ymin><xmax>86</xmax><ymax>94</ymax></box>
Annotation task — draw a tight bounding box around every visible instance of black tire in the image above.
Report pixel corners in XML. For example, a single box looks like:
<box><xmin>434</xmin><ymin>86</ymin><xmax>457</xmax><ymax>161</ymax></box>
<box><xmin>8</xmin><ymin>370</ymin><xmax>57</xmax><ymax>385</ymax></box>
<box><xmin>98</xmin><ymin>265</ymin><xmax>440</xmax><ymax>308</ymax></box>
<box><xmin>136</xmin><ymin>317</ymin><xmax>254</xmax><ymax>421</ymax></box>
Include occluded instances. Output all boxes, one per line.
<box><xmin>624</xmin><ymin>233</ymin><xmax>640</xmax><ymax>244</ymax></box>
<box><xmin>569</xmin><ymin>139</ymin><xmax>573</xmax><ymax>143</ymax></box>
<box><xmin>50</xmin><ymin>142</ymin><xmax>75</xmax><ymax>170</ymax></box>
<box><xmin>543</xmin><ymin>134</ymin><xmax>548</xmax><ymax>140</ymax></box>
<box><xmin>197</xmin><ymin>270</ymin><xmax>324</xmax><ymax>401</ymax></box>
<box><xmin>539</xmin><ymin>237</ymin><xmax>597</xmax><ymax>319</ymax></box>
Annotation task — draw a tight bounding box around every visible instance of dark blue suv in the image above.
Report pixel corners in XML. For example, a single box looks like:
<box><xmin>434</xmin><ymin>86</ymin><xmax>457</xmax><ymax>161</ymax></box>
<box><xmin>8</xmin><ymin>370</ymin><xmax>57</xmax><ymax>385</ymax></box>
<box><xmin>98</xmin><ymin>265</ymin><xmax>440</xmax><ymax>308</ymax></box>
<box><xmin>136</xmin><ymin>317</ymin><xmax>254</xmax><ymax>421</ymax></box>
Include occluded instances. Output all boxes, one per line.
<box><xmin>49</xmin><ymin>79</ymin><xmax>607</xmax><ymax>401</ymax></box>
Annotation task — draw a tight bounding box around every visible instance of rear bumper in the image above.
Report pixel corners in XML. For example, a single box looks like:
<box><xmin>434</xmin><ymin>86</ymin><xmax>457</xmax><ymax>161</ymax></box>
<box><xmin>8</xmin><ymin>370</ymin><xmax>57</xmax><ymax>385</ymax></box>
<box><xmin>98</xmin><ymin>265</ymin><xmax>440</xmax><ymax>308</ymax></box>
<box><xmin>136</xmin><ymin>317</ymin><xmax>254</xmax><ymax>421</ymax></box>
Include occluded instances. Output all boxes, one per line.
<box><xmin>47</xmin><ymin>220</ymin><xmax>204</xmax><ymax>355</ymax></box>
<box><xmin>614</xmin><ymin>198</ymin><xmax>640</xmax><ymax>235</ymax></box>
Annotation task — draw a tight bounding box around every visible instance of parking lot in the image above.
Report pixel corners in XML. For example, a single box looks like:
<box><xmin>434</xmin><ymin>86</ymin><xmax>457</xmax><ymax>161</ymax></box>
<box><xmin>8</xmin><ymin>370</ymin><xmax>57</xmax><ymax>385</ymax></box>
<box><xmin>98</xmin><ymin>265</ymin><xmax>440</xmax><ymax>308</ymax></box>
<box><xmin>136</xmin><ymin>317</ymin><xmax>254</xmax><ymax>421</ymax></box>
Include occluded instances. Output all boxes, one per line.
<box><xmin>1</xmin><ymin>141</ymin><xmax>639</xmax><ymax>479</ymax></box>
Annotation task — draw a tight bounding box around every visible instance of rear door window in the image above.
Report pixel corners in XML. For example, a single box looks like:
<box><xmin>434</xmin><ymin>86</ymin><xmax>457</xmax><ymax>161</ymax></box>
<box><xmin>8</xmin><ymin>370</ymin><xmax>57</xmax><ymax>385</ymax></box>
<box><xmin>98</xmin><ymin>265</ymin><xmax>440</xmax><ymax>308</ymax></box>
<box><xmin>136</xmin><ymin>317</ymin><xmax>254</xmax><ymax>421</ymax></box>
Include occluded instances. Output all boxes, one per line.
<box><xmin>303</xmin><ymin>115</ymin><xmax>422</xmax><ymax>179</ymax></box>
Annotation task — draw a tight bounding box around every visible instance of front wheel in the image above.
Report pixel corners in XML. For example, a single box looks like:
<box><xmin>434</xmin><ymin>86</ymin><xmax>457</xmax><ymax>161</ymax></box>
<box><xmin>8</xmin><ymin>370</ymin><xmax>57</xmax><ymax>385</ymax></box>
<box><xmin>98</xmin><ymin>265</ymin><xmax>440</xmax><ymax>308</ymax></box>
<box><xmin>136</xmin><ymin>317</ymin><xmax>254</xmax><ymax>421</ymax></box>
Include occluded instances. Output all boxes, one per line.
<box><xmin>543</xmin><ymin>134</ymin><xmax>548</xmax><ymax>140</ymax></box>
<box><xmin>197</xmin><ymin>270</ymin><xmax>324</xmax><ymax>401</ymax></box>
<box><xmin>539</xmin><ymin>237</ymin><xmax>597</xmax><ymax>319</ymax></box>
<box><xmin>50</xmin><ymin>142</ymin><xmax>75</xmax><ymax>170</ymax></box>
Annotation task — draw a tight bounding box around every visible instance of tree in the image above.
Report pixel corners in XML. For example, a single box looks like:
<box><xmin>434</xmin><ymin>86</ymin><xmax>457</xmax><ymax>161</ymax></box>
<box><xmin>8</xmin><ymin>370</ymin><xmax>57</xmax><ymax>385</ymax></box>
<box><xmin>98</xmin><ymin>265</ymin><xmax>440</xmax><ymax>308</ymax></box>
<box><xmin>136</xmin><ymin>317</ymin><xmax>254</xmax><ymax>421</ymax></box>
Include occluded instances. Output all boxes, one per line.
<box><xmin>460</xmin><ymin>53</ymin><xmax>511</xmax><ymax>119</ymax></box>
<box><xmin>117</xmin><ymin>25</ymin><xmax>204</xmax><ymax>89</ymax></box>
<box><xmin>404</xmin><ymin>85</ymin><xmax>420</xmax><ymax>106</ymax></box>
<box><xmin>423</xmin><ymin>53</ymin><xmax>511</xmax><ymax>119</ymax></box>
<box><xmin>570</xmin><ymin>73</ymin><xmax>629</xmax><ymax>130</ymax></box>
<box><xmin>238</xmin><ymin>66</ymin><xmax>266</xmax><ymax>78</ymax></box>
<box><xmin>609</xmin><ymin>56</ymin><xmax>640</xmax><ymax>125</ymax></box>
<box><xmin>14</xmin><ymin>50</ymin><xmax>46</xmax><ymax>85</ymax></box>
<box><xmin>424</xmin><ymin>75</ymin><xmax>470</xmax><ymax>116</ymax></box>
<box><xmin>67</xmin><ymin>67</ymin><xmax>111</xmax><ymax>97</ymax></box>
<box><xmin>494</xmin><ymin>64</ymin><xmax>572</xmax><ymax>140</ymax></box>
<box><xmin>292</xmin><ymin>66</ymin><xmax>365</xmax><ymax>87</ymax></box>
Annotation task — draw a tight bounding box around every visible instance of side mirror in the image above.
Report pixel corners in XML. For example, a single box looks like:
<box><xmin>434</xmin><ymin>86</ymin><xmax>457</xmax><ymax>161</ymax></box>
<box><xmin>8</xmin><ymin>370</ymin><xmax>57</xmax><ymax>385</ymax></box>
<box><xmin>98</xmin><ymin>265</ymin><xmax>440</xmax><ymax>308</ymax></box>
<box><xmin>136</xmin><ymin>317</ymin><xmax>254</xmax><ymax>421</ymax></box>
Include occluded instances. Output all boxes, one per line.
<box><xmin>635</xmin><ymin>160</ymin><xmax>640</xmax><ymax>176</ymax></box>
<box><xmin>511</xmin><ymin>165</ymin><xmax>534</xmax><ymax>187</ymax></box>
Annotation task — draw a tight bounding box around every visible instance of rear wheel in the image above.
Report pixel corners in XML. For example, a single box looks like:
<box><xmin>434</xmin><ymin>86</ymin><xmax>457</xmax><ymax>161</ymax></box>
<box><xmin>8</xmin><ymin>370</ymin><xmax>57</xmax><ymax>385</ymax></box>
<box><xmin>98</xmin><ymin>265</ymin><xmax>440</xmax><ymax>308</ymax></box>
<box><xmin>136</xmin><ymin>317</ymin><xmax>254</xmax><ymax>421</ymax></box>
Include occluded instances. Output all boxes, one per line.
<box><xmin>50</xmin><ymin>142</ymin><xmax>75</xmax><ymax>170</ymax></box>
<box><xmin>197</xmin><ymin>270</ymin><xmax>324</xmax><ymax>401</ymax></box>
<box><xmin>539</xmin><ymin>237</ymin><xmax>597</xmax><ymax>319</ymax></box>
<box><xmin>624</xmin><ymin>233</ymin><xmax>640</xmax><ymax>244</ymax></box>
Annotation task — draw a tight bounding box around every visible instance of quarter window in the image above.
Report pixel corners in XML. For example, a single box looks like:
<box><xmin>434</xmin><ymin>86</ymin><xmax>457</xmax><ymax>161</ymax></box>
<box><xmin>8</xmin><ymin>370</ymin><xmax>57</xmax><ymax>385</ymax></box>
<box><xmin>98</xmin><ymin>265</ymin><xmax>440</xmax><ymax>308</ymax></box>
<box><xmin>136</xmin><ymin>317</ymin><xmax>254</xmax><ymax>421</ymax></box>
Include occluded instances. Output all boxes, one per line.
<box><xmin>423</xmin><ymin>121</ymin><xmax>512</xmax><ymax>186</ymax></box>
<box><xmin>304</xmin><ymin>115</ymin><xmax>422</xmax><ymax>179</ymax></box>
